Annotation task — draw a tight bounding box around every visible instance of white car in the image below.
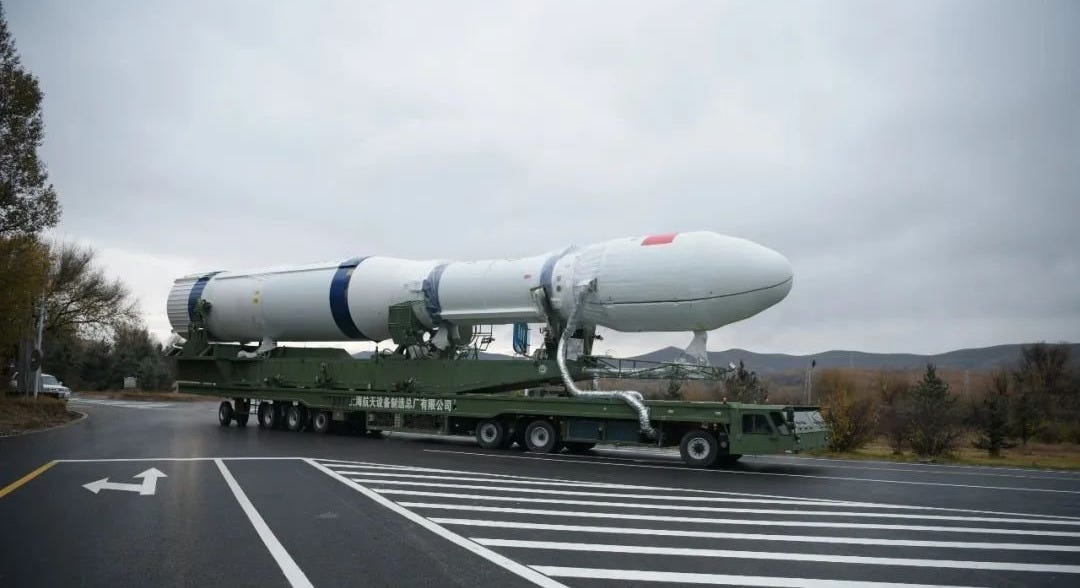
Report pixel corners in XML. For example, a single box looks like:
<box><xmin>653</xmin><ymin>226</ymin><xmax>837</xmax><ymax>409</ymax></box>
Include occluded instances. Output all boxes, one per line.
<box><xmin>8</xmin><ymin>373</ymin><xmax>71</xmax><ymax>399</ymax></box>
<box><xmin>40</xmin><ymin>374</ymin><xmax>72</xmax><ymax>399</ymax></box>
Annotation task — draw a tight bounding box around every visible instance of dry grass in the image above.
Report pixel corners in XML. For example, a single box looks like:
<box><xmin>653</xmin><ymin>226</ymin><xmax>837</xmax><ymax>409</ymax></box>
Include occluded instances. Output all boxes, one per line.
<box><xmin>76</xmin><ymin>390</ymin><xmax>212</xmax><ymax>402</ymax></box>
<box><xmin>812</xmin><ymin>438</ymin><xmax>1080</xmax><ymax>471</ymax></box>
<box><xmin>0</xmin><ymin>395</ymin><xmax>79</xmax><ymax>436</ymax></box>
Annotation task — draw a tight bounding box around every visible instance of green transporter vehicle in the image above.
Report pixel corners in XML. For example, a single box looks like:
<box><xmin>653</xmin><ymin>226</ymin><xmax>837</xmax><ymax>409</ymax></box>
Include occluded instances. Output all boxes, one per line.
<box><xmin>173</xmin><ymin>301</ymin><xmax>828</xmax><ymax>468</ymax></box>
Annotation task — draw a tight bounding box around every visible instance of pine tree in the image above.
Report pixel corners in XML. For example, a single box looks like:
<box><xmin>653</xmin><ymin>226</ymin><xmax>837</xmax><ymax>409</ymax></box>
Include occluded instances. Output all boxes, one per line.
<box><xmin>975</xmin><ymin>370</ymin><xmax>1011</xmax><ymax>457</ymax></box>
<box><xmin>905</xmin><ymin>364</ymin><xmax>960</xmax><ymax>458</ymax></box>
<box><xmin>722</xmin><ymin>360</ymin><xmax>769</xmax><ymax>404</ymax></box>
<box><xmin>0</xmin><ymin>3</ymin><xmax>60</xmax><ymax>234</ymax></box>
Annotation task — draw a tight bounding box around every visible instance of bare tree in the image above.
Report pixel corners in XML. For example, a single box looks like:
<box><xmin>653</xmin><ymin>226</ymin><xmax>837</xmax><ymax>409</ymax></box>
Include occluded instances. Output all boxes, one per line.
<box><xmin>44</xmin><ymin>242</ymin><xmax>138</xmax><ymax>337</ymax></box>
<box><xmin>1013</xmin><ymin>343</ymin><xmax>1074</xmax><ymax>433</ymax></box>
<box><xmin>817</xmin><ymin>369</ymin><xmax>878</xmax><ymax>452</ymax></box>
<box><xmin>875</xmin><ymin>370</ymin><xmax>911</xmax><ymax>454</ymax></box>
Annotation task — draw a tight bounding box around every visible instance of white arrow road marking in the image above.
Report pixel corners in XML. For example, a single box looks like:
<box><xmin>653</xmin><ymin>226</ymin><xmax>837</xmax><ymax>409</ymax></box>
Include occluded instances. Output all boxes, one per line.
<box><xmin>82</xmin><ymin>468</ymin><xmax>167</xmax><ymax>495</ymax></box>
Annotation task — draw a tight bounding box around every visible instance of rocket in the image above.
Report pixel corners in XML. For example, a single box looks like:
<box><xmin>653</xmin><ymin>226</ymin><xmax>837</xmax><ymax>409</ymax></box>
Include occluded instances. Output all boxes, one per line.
<box><xmin>167</xmin><ymin>231</ymin><xmax>793</xmax><ymax>351</ymax></box>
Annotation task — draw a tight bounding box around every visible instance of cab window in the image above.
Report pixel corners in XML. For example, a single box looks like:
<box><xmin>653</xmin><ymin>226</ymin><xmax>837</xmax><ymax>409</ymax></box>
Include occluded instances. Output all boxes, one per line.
<box><xmin>770</xmin><ymin>412</ymin><xmax>790</xmax><ymax>436</ymax></box>
<box><xmin>742</xmin><ymin>413</ymin><xmax>773</xmax><ymax>434</ymax></box>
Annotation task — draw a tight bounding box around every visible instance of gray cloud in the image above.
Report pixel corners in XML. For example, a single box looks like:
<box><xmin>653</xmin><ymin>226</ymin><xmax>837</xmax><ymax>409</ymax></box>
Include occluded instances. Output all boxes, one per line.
<box><xmin>6</xmin><ymin>0</ymin><xmax>1079</xmax><ymax>355</ymax></box>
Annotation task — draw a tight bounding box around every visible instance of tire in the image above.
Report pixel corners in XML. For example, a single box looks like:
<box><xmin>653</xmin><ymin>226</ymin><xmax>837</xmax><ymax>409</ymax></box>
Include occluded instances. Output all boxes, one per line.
<box><xmin>475</xmin><ymin>419</ymin><xmax>507</xmax><ymax>450</ymax></box>
<box><xmin>218</xmin><ymin>401</ymin><xmax>234</xmax><ymax>427</ymax></box>
<box><xmin>286</xmin><ymin>405</ymin><xmax>306</xmax><ymax>432</ymax></box>
<box><xmin>312</xmin><ymin>411</ymin><xmax>332</xmax><ymax>434</ymax></box>
<box><xmin>258</xmin><ymin>403</ymin><xmax>276</xmax><ymax>429</ymax></box>
<box><xmin>679</xmin><ymin>430</ymin><xmax>719</xmax><ymax>468</ymax></box>
<box><xmin>564</xmin><ymin>441</ymin><xmax>596</xmax><ymax>454</ymax></box>
<box><xmin>524</xmin><ymin>419</ymin><xmax>561</xmax><ymax>453</ymax></box>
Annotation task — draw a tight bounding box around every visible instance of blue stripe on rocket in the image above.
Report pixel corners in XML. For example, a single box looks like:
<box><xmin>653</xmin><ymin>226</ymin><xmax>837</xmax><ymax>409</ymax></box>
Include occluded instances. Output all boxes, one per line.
<box><xmin>422</xmin><ymin>263</ymin><xmax>449</xmax><ymax>321</ymax></box>
<box><xmin>540</xmin><ymin>246</ymin><xmax>575</xmax><ymax>299</ymax></box>
<box><xmin>187</xmin><ymin>271</ymin><xmax>222</xmax><ymax>321</ymax></box>
<box><xmin>329</xmin><ymin>257</ymin><xmax>372</xmax><ymax>340</ymax></box>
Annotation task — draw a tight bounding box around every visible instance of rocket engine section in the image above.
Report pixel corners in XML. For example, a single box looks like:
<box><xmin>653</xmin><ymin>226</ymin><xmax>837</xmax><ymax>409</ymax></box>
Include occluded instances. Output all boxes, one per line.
<box><xmin>166</xmin><ymin>231</ymin><xmax>793</xmax><ymax>348</ymax></box>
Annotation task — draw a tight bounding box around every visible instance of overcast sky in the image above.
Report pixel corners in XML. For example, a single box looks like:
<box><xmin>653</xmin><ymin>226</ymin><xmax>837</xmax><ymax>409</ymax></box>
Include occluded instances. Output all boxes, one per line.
<box><xmin>6</xmin><ymin>0</ymin><xmax>1079</xmax><ymax>357</ymax></box>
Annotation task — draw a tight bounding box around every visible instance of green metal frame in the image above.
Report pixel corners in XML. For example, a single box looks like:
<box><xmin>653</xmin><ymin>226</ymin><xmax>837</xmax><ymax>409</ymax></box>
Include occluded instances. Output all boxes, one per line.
<box><xmin>175</xmin><ymin>305</ymin><xmax>827</xmax><ymax>455</ymax></box>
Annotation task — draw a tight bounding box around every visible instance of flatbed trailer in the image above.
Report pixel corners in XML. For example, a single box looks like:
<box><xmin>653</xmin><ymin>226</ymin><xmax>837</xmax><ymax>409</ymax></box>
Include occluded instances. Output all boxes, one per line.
<box><xmin>175</xmin><ymin>342</ymin><xmax>828</xmax><ymax>468</ymax></box>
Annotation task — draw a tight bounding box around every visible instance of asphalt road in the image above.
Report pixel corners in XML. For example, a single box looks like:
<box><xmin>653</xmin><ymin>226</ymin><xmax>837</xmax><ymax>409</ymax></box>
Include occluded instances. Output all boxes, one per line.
<box><xmin>2</xmin><ymin>396</ymin><xmax>1079</xmax><ymax>587</ymax></box>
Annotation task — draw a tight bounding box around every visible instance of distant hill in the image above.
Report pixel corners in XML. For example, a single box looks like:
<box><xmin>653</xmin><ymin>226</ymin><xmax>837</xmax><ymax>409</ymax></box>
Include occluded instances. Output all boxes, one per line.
<box><xmin>633</xmin><ymin>343</ymin><xmax>1080</xmax><ymax>374</ymax></box>
<box><xmin>353</xmin><ymin>342</ymin><xmax>1078</xmax><ymax>373</ymax></box>
<box><xmin>352</xmin><ymin>350</ymin><xmax>514</xmax><ymax>361</ymax></box>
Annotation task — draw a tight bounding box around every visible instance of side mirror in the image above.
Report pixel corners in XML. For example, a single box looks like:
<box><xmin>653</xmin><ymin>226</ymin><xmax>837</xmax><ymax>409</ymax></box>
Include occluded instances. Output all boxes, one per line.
<box><xmin>785</xmin><ymin>407</ymin><xmax>795</xmax><ymax>424</ymax></box>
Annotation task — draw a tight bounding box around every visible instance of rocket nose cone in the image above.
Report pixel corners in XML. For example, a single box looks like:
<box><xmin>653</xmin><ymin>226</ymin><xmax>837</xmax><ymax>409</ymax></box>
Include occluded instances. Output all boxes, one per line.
<box><xmin>754</xmin><ymin>245</ymin><xmax>794</xmax><ymax>304</ymax></box>
<box><xmin>698</xmin><ymin>233</ymin><xmax>793</xmax><ymax>325</ymax></box>
<box><xmin>713</xmin><ymin>235</ymin><xmax>793</xmax><ymax>298</ymax></box>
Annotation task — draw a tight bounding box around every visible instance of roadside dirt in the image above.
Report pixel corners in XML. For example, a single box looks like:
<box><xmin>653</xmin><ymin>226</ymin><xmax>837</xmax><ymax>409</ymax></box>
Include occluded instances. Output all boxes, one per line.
<box><xmin>0</xmin><ymin>396</ymin><xmax>79</xmax><ymax>436</ymax></box>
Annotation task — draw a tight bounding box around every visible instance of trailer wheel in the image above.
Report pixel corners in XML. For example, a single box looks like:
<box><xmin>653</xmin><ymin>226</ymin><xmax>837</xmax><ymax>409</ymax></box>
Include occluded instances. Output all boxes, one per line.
<box><xmin>258</xmin><ymin>403</ymin><xmax>276</xmax><ymax>429</ymax></box>
<box><xmin>218</xmin><ymin>401</ymin><xmax>234</xmax><ymax>426</ymax></box>
<box><xmin>679</xmin><ymin>430</ymin><xmax>719</xmax><ymax>468</ymax></box>
<box><xmin>475</xmin><ymin>419</ymin><xmax>507</xmax><ymax>449</ymax></box>
<box><xmin>524</xmin><ymin>419</ymin><xmax>561</xmax><ymax>453</ymax></box>
<box><xmin>286</xmin><ymin>406</ymin><xmax>306</xmax><ymax>432</ymax></box>
<box><xmin>564</xmin><ymin>442</ymin><xmax>596</xmax><ymax>454</ymax></box>
<box><xmin>312</xmin><ymin>411</ymin><xmax>332</xmax><ymax>434</ymax></box>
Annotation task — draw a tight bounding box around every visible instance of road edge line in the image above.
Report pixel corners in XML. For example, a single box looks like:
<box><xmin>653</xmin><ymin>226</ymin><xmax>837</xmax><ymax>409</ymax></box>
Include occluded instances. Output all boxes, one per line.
<box><xmin>0</xmin><ymin>460</ymin><xmax>57</xmax><ymax>498</ymax></box>
<box><xmin>304</xmin><ymin>458</ymin><xmax>568</xmax><ymax>588</ymax></box>
<box><xmin>214</xmin><ymin>458</ymin><xmax>313</xmax><ymax>588</ymax></box>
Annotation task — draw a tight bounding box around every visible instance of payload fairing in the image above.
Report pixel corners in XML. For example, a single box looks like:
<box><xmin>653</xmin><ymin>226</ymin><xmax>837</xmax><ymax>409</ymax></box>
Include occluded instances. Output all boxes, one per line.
<box><xmin>167</xmin><ymin>231</ymin><xmax>792</xmax><ymax>352</ymax></box>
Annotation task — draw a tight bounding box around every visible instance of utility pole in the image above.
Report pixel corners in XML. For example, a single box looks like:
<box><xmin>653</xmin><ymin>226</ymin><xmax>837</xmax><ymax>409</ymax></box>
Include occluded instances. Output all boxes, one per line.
<box><xmin>32</xmin><ymin>298</ymin><xmax>46</xmax><ymax>399</ymax></box>
<box><xmin>16</xmin><ymin>297</ymin><xmax>46</xmax><ymax>398</ymax></box>
<box><xmin>804</xmin><ymin>359</ymin><xmax>817</xmax><ymax>404</ymax></box>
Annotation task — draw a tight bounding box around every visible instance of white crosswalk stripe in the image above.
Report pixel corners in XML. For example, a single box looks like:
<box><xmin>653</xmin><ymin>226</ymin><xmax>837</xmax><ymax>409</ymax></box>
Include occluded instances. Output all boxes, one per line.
<box><xmin>68</xmin><ymin>397</ymin><xmax>175</xmax><ymax>410</ymax></box>
<box><xmin>313</xmin><ymin>458</ymin><xmax>1080</xmax><ymax>587</ymax></box>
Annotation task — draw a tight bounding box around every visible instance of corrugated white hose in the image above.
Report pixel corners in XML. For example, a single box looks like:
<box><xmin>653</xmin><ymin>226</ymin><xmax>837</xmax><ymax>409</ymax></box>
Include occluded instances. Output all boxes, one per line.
<box><xmin>556</xmin><ymin>284</ymin><xmax>657</xmax><ymax>438</ymax></box>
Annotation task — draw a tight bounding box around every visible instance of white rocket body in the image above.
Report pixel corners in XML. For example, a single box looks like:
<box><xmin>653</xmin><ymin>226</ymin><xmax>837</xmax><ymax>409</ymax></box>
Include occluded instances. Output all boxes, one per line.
<box><xmin>166</xmin><ymin>231</ymin><xmax>793</xmax><ymax>344</ymax></box>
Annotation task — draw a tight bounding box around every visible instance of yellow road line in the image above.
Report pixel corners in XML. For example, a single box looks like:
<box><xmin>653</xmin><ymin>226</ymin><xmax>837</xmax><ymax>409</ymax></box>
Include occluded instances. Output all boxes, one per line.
<box><xmin>0</xmin><ymin>460</ymin><xmax>57</xmax><ymax>498</ymax></box>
